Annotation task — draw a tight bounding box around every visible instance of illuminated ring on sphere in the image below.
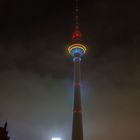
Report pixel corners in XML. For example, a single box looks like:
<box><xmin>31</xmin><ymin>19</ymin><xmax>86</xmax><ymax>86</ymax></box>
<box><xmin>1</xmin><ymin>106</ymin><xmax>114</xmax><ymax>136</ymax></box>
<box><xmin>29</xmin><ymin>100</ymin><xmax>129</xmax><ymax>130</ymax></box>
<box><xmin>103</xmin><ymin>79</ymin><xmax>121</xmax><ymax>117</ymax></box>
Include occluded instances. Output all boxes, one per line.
<box><xmin>68</xmin><ymin>43</ymin><xmax>87</xmax><ymax>55</ymax></box>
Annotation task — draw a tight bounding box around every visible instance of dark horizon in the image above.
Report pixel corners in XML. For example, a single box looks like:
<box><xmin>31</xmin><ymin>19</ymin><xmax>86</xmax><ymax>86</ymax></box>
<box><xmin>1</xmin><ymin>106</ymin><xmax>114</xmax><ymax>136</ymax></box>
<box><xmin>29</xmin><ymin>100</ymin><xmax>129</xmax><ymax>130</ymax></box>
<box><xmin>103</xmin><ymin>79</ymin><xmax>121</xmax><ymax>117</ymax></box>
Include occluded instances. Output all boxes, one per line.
<box><xmin>0</xmin><ymin>0</ymin><xmax>140</xmax><ymax>140</ymax></box>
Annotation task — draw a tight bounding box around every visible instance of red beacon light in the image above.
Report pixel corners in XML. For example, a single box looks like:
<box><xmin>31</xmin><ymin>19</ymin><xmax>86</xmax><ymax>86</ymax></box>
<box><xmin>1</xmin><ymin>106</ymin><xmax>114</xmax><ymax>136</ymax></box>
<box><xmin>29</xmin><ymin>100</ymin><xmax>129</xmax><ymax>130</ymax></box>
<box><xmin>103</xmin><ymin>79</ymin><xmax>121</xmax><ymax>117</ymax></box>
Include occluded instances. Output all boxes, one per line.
<box><xmin>72</xmin><ymin>30</ymin><xmax>82</xmax><ymax>39</ymax></box>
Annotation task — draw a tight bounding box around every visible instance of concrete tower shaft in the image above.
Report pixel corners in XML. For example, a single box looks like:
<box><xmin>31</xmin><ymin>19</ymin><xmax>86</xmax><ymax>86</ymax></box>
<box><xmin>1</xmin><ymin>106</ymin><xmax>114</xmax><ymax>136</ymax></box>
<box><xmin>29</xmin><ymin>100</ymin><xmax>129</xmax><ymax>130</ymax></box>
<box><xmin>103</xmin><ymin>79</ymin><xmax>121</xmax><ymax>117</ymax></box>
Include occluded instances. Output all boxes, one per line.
<box><xmin>72</xmin><ymin>58</ymin><xmax>83</xmax><ymax>140</ymax></box>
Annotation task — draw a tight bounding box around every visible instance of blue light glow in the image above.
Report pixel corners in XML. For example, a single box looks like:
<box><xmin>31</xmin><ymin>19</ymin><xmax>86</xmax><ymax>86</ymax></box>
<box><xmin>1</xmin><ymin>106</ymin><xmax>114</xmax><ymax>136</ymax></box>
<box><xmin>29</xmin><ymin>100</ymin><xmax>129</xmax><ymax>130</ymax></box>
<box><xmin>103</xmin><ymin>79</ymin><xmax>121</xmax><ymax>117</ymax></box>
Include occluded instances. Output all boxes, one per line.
<box><xmin>71</xmin><ymin>48</ymin><xmax>85</xmax><ymax>57</ymax></box>
<box><xmin>73</xmin><ymin>57</ymin><xmax>81</xmax><ymax>62</ymax></box>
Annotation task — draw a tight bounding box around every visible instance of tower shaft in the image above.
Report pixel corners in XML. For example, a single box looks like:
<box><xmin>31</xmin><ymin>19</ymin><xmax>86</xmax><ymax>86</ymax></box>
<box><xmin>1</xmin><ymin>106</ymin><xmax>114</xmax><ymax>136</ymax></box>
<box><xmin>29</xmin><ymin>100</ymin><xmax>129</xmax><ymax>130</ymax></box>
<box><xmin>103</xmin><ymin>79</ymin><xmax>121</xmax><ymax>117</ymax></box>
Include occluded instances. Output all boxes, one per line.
<box><xmin>72</xmin><ymin>58</ymin><xmax>83</xmax><ymax>140</ymax></box>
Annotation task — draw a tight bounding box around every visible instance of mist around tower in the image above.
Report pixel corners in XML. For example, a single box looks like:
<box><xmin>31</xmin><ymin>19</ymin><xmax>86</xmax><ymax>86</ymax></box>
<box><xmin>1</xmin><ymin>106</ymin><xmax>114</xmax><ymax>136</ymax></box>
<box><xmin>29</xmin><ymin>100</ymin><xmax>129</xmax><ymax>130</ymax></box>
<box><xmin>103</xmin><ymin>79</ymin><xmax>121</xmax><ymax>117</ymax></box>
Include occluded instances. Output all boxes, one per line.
<box><xmin>0</xmin><ymin>0</ymin><xmax>140</xmax><ymax>140</ymax></box>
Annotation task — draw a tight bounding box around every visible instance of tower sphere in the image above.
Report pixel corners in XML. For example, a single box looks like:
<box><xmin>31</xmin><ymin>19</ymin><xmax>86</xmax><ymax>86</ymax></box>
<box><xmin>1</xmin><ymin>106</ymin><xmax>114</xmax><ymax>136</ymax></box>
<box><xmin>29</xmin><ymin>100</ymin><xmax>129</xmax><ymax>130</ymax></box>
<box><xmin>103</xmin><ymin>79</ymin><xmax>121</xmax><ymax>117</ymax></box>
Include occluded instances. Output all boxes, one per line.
<box><xmin>68</xmin><ymin>43</ymin><xmax>87</xmax><ymax>58</ymax></box>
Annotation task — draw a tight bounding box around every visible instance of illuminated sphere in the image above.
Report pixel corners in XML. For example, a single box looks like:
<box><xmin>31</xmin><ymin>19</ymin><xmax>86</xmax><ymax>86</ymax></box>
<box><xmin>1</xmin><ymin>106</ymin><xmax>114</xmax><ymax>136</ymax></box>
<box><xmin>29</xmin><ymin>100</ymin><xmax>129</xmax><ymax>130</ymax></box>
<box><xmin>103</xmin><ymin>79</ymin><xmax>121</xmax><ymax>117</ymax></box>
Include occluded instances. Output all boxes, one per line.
<box><xmin>68</xmin><ymin>43</ymin><xmax>87</xmax><ymax>58</ymax></box>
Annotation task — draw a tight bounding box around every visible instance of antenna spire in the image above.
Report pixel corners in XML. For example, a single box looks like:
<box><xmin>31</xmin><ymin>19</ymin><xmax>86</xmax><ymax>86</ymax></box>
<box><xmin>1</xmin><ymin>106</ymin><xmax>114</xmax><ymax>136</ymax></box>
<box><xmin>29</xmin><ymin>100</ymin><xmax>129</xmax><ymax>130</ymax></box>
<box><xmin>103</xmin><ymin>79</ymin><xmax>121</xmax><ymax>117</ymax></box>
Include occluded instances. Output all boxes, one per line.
<box><xmin>75</xmin><ymin>0</ymin><xmax>79</xmax><ymax>30</ymax></box>
<box><xmin>72</xmin><ymin>0</ymin><xmax>82</xmax><ymax>39</ymax></box>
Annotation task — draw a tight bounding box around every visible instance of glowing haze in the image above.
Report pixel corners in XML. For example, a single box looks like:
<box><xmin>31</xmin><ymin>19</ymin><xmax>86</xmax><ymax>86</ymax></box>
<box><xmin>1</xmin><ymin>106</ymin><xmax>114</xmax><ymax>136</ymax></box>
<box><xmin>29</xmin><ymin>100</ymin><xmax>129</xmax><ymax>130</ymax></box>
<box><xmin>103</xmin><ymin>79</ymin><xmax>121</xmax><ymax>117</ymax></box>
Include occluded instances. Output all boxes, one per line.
<box><xmin>0</xmin><ymin>0</ymin><xmax>140</xmax><ymax>140</ymax></box>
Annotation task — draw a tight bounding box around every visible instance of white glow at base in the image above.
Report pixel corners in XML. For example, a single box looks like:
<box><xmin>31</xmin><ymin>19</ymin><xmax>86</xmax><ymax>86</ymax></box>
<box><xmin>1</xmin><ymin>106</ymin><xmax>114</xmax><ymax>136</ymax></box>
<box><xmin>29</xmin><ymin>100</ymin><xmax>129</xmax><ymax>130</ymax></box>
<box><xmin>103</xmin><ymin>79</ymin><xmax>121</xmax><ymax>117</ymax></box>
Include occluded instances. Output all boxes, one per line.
<box><xmin>51</xmin><ymin>137</ymin><xmax>62</xmax><ymax>140</ymax></box>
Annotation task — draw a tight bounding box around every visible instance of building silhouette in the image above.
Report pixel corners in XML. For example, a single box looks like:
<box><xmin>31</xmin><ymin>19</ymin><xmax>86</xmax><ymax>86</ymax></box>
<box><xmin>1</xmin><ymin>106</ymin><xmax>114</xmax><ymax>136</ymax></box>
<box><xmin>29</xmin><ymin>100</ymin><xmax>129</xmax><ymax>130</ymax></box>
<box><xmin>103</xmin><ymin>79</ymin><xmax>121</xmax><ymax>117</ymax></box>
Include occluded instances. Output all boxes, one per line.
<box><xmin>0</xmin><ymin>122</ymin><xmax>10</xmax><ymax>140</ymax></box>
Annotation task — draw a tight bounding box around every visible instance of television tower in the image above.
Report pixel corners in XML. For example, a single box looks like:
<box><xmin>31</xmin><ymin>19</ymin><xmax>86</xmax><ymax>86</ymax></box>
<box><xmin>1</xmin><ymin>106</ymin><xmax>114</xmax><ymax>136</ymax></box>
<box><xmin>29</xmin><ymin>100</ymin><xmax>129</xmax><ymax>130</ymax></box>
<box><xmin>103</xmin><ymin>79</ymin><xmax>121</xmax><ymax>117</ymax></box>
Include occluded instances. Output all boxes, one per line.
<box><xmin>68</xmin><ymin>1</ymin><xmax>87</xmax><ymax>140</ymax></box>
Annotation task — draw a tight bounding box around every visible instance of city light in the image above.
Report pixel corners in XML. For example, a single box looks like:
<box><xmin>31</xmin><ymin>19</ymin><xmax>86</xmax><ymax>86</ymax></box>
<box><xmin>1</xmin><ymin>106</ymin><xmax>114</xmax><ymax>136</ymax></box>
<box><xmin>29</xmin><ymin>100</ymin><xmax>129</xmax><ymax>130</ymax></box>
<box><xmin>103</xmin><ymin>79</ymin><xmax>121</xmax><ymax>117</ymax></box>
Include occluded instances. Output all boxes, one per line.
<box><xmin>51</xmin><ymin>137</ymin><xmax>62</xmax><ymax>140</ymax></box>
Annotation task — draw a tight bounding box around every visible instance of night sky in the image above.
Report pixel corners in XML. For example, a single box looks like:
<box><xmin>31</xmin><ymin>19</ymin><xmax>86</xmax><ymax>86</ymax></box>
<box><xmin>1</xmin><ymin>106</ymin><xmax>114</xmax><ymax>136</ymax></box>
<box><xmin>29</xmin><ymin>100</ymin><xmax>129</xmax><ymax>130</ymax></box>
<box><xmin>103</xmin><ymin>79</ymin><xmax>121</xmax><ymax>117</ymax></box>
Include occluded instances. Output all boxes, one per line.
<box><xmin>0</xmin><ymin>0</ymin><xmax>140</xmax><ymax>140</ymax></box>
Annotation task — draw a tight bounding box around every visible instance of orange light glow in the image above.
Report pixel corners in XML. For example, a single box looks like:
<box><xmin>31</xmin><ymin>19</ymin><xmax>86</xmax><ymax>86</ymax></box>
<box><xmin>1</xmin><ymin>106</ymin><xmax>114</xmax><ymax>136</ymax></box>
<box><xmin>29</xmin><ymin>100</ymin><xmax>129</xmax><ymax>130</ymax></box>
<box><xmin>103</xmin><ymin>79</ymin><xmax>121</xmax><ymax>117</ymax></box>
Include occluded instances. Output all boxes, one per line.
<box><xmin>68</xmin><ymin>43</ymin><xmax>87</xmax><ymax>54</ymax></box>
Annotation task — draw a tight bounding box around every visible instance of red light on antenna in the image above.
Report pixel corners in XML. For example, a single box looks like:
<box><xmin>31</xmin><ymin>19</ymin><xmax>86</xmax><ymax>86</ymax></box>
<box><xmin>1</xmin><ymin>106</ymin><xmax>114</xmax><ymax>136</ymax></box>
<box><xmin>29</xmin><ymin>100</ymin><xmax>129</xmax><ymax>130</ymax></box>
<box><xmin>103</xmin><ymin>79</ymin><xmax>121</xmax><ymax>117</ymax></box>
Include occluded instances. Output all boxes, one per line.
<box><xmin>72</xmin><ymin>31</ymin><xmax>82</xmax><ymax>39</ymax></box>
